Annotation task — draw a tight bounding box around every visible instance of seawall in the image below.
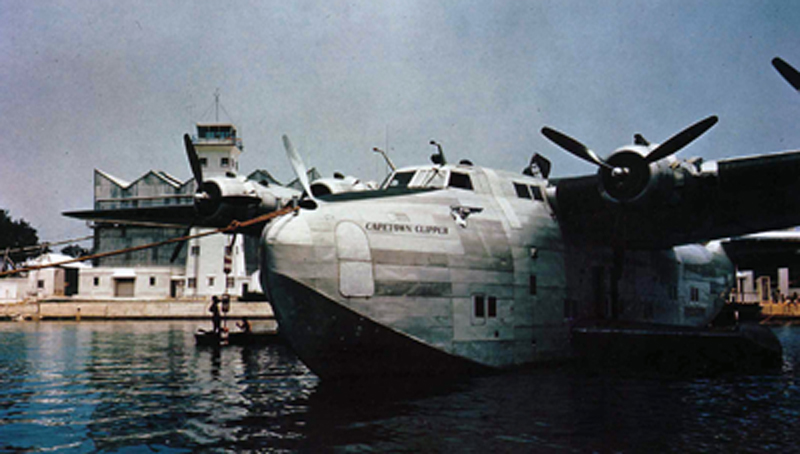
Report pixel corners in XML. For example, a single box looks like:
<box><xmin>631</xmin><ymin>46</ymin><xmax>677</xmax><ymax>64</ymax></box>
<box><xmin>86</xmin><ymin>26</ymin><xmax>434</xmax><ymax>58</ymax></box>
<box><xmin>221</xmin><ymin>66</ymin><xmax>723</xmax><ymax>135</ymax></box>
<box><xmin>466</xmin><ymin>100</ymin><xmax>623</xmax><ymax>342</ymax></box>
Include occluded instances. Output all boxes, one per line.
<box><xmin>0</xmin><ymin>299</ymin><xmax>274</xmax><ymax>321</ymax></box>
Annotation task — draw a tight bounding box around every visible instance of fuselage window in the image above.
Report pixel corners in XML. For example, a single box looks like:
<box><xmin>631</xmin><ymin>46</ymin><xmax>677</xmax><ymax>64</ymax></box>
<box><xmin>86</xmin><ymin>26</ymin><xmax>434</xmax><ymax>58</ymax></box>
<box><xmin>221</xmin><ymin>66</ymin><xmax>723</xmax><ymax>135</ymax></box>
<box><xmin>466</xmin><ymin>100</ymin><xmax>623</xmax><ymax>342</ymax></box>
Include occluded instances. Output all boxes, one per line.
<box><xmin>449</xmin><ymin>171</ymin><xmax>474</xmax><ymax>190</ymax></box>
<box><xmin>474</xmin><ymin>295</ymin><xmax>485</xmax><ymax>318</ymax></box>
<box><xmin>514</xmin><ymin>182</ymin><xmax>531</xmax><ymax>199</ymax></box>
<box><xmin>387</xmin><ymin>171</ymin><xmax>415</xmax><ymax>189</ymax></box>
<box><xmin>487</xmin><ymin>296</ymin><xmax>497</xmax><ymax>317</ymax></box>
<box><xmin>473</xmin><ymin>294</ymin><xmax>498</xmax><ymax>319</ymax></box>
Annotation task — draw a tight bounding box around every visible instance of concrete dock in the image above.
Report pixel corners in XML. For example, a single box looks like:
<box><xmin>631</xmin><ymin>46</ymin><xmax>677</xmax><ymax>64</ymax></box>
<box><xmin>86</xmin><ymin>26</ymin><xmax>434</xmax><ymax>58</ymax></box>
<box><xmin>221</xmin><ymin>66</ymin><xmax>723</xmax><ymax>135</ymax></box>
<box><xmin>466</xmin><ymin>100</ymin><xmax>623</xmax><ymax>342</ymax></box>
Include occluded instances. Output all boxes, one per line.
<box><xmin>0</xmin><ymin>299</ymin><xmax>274</xmax><ymax>321</ymax></box>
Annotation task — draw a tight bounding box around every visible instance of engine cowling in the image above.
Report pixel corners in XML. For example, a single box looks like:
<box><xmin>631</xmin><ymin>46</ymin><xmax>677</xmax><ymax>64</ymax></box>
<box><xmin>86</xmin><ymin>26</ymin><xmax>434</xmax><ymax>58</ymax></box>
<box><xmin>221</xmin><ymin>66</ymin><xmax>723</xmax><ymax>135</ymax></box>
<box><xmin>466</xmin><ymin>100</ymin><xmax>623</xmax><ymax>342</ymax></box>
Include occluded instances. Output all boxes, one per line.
<box><xmin>195</xmin><ymin>177</ymin><xmax>279</xmax><ymax>224</ymax></box>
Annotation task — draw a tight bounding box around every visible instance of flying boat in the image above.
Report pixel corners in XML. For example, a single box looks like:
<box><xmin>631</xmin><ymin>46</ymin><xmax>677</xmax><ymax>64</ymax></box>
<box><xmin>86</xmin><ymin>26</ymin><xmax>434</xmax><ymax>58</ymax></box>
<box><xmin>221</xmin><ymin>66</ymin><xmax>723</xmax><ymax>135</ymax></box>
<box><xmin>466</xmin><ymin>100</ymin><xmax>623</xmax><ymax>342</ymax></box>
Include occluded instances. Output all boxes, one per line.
<box><xmin>66</xmin><ymin>58</ymin><xmax>800</xmax><ymax>379</ymax></box>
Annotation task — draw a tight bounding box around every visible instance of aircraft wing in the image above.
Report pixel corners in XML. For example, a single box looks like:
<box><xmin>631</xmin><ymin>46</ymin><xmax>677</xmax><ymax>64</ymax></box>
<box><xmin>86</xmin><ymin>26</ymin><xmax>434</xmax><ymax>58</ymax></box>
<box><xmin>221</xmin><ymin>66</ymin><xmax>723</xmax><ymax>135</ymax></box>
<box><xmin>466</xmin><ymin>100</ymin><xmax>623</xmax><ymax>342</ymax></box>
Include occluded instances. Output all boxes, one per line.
<box><xmin>63</xmin><ymin>205</ymin><xmax>201</xmax><ymax>228</ymax></box>
<box><xmin>551</xmin><ymin>149</ymin><xmax>800</xmax><ymax>249</ymax></box>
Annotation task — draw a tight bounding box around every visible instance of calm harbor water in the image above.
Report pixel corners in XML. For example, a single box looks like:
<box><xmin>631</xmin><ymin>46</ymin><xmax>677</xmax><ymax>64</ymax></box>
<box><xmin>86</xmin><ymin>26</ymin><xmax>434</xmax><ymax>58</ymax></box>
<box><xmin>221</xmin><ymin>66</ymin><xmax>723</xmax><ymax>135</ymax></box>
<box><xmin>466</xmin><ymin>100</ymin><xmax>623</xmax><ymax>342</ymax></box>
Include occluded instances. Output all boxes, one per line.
<box><xmin>0</xmin><ymin>321</ymin><xmax>798</xmax><ymax>453</ymax></box>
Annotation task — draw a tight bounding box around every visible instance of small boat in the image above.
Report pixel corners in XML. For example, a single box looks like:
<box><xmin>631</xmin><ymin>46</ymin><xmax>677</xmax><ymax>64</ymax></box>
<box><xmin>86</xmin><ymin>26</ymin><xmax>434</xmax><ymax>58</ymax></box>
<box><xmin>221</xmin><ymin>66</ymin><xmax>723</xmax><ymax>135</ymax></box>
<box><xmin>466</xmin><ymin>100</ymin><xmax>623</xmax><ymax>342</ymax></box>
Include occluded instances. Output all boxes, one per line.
<box><xmin>194</xmin><ymin>328</ymin><xmax>282</xmax><ymax>347</ymax></box>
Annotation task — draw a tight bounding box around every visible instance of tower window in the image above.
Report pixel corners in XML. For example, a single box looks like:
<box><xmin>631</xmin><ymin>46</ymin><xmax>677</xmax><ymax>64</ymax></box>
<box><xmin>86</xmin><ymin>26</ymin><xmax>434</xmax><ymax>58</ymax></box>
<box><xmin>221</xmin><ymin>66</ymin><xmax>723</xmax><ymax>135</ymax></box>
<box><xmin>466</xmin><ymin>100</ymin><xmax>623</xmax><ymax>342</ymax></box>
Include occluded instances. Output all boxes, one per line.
<box><xmin>221</xmin><ymin>157</ymin><xmax>230</xmax><ymax>167</ymax></box>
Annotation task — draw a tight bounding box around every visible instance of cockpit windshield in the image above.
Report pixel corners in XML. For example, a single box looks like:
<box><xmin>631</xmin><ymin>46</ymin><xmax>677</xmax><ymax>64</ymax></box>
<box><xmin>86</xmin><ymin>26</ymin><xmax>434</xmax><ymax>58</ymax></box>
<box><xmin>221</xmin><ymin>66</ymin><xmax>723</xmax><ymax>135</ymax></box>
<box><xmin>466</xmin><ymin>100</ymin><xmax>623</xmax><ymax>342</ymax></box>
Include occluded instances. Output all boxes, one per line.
<box><xmin>383</xmin><ymin>167</ymin><xmax>476</xmax><ymax>191</ymax></box>
<box><xmin>383</xmin><ymin>168</ymin><xmax>450</xmax><ymax>190</ymax></box>
<box><xmin>385</xmin><ymin>171</ymin><xmax>415</xmax><ymax>189</ymax></box>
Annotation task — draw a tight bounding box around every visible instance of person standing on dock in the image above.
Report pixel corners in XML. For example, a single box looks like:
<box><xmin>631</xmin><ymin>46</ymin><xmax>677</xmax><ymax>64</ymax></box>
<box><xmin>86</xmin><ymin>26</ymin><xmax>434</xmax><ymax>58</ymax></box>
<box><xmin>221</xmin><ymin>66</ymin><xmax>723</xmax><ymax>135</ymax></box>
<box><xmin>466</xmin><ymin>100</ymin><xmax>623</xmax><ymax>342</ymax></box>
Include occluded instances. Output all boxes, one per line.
<box><xmin>209</xmin><ymin>296</ymin><xmax>222</xmax><ymax>335</ymax></box>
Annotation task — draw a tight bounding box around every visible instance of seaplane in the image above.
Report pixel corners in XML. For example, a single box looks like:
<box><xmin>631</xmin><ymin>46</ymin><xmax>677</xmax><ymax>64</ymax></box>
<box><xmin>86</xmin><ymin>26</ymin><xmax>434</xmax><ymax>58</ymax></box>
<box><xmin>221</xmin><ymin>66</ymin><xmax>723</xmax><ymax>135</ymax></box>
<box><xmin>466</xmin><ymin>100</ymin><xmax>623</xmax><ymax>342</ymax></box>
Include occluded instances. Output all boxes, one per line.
<box><xmin>66</xmin><ymin>58</ymin><xmax>800</xmax><ymax>379</ymax></box>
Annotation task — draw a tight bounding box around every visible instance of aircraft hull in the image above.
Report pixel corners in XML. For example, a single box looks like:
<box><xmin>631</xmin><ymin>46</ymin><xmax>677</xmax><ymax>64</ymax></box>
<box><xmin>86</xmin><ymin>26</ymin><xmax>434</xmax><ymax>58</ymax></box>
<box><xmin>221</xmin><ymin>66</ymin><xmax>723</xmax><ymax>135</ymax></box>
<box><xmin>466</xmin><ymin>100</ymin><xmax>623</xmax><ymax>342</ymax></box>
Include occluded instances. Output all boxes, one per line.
<box><xmin>265</xmin><ymin>271</ymin><xmax>488</xmax><ymax>380</ymax></box>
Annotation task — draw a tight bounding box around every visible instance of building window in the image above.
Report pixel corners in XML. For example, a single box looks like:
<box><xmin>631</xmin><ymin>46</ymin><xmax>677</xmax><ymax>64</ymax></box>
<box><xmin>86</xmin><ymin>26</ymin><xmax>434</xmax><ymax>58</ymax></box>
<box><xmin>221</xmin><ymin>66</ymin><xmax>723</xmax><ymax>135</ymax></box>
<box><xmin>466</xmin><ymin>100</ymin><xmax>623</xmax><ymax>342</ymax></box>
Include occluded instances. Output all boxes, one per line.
<box><xmin>93</xmin><ymin>277</ymin><xmax>100</xmax><ymax>286</ymax></box>
<box><xmin>199</xmin><ymin>157</ymin><xmax>208</xmax><ymax>168</ymax></box>
<box><xmin>37</xmin><ymin>280</ymin><xmax>45</xmax><ymax>289</ymax></box>
<box><xmin>149</xmin><ymin>276</ymin><xmax>156</xmax><ymax>286</ymax></box>
<box><xmin>208</xmin><ymin>276</ymin><xmax>215</xmax><ymax>287</ymax></box>
<box><xmin>190</xmin><ymin>245</ymin><xmax>200</xmax><ymax>256</ymax></box>
<box><xmin>530</xmin><ymin>275</ymin><xmax>537</xmax><ymax>295</ymax></box>
<box><xmin>187</xmin><ymin>278</ymin><xmax>196</xmax><ymax>289</ymax></box>
<box><xmin>690</xmin><ymin>287</ymin><xmax>700</xmax><ymax>302</ymax></box>
<box><xmin>221</xmin><ymin>157</ymin><xmax>230</xmax><ymax>167</ymax></box>
<box><xmin>487</xmin><ymin>296</ymin><xmax>497</xmax><ymax>318</ymax></box>
<box><xmin>226</xmin><ymin>277</ymin><xmax>235</xmax><ymax>288</ymax></box>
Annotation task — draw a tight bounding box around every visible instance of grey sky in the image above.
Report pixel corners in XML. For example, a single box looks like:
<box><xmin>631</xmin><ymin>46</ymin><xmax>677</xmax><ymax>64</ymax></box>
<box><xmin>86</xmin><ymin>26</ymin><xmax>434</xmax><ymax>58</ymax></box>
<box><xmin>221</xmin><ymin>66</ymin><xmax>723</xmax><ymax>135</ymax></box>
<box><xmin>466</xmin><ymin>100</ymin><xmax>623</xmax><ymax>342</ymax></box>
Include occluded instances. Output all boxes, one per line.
<box><xmin>1</xmin><ymin>0</ymin><xmax>799</xmax><ymax>242</ymax></box>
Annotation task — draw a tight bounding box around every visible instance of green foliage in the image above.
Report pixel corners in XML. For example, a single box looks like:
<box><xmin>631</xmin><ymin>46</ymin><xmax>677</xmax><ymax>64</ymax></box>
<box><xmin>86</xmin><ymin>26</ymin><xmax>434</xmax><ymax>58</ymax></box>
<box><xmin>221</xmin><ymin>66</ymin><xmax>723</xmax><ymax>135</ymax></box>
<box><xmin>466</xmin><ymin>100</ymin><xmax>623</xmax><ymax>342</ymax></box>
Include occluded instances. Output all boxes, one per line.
<box><xmin>0</xmin><ymin>209</ymin><xmax>40</xmax><ymax>264</ymax></box>
<box><xmin>61</xmin><ymin>244</ymin><xmax>90</xmax><ymax>258</ymax></box>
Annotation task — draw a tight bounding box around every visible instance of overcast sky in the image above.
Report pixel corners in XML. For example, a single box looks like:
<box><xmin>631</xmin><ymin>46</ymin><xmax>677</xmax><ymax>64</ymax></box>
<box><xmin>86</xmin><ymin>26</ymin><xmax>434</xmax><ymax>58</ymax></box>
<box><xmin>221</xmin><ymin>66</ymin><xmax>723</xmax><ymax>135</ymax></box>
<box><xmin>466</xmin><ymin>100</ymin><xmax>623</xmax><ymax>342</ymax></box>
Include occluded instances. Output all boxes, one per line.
<box><xmin>1</xmin><ymin>0</ymin><xmax>799</xmax><ymax>243</ymax></box>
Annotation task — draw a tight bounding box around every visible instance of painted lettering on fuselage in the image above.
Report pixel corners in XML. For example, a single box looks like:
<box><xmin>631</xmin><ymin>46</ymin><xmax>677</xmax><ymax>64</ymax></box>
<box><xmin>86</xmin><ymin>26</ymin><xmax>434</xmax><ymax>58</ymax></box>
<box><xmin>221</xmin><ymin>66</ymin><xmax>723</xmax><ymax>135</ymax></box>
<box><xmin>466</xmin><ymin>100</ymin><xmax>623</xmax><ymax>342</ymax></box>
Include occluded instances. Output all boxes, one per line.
<box><xmin>365</xmin><ymin>222</ymin><xmax>449</xmax><ymax>236</ymax></box>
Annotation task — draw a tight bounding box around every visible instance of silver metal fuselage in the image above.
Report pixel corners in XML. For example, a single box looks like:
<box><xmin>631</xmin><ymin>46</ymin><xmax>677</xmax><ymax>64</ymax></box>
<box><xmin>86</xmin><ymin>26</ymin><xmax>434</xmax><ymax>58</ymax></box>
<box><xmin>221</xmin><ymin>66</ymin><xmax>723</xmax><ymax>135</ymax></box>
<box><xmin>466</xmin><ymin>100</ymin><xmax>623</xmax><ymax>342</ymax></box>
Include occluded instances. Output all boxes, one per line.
<box><xmin>261</xmin><ymin>164</ymin><xmax>732</xmax><ymax>379</ymax></box>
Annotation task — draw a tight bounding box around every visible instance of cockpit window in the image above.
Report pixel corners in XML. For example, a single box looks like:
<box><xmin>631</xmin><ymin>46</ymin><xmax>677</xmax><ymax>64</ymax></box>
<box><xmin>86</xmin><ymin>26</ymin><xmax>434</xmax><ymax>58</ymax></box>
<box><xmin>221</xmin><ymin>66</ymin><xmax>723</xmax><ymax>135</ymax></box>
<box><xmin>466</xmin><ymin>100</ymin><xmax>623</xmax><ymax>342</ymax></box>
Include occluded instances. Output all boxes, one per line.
<box><xmin>449</xmin><ymin>171</ymin><xmax>474</xmax><ymax>190</ymax></box>
<box><xmin>514</xmin><ymin>182</ymin><xmax>545</xmax><ymax>201</ymax></box>
<box><xmin>514</xmin><ymin>182</ymin><xmax>531</xmax><ymax>199</ymax></box>
<box><xmin>416</xmin><ymin>168</ymin><xmax>447</xmax><ymax>188</ymax></box>
<box><xmin>386</xmin><ymin>171</ymin><xmax>415</xmax><ymax>189</ymax></box>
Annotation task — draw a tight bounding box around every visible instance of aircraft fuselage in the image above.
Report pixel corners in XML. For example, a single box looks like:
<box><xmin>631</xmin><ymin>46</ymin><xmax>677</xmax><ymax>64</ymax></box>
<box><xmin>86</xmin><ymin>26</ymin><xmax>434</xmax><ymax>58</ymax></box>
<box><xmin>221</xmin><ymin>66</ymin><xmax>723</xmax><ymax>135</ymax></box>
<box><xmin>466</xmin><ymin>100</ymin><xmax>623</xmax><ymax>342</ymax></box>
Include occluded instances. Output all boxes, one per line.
<box><xmin>261</xmin><ymin>163</ymin><xmax>732</xmax><ymax>379</ymax></box>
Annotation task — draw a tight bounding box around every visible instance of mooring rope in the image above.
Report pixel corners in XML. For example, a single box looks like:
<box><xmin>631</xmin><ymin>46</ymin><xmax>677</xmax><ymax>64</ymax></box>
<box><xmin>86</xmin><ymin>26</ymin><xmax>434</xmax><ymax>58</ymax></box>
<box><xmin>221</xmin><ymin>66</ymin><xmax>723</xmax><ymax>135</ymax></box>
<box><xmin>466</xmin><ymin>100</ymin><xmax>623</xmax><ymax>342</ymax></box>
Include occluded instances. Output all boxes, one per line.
<box><xmin>0</xmin><ymin>206</ymin><xmax>297</xmax><ymax>278</ymax></box>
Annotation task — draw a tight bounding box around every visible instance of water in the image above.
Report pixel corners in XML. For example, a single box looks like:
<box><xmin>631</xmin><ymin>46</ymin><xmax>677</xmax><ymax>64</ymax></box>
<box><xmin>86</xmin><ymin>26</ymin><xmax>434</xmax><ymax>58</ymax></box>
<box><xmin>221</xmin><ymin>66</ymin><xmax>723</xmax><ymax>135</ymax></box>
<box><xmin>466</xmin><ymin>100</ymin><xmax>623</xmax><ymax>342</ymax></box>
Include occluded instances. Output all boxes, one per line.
<box><xmin>1</xmin><ymin>321</ymin><xmax>799</xmax><ymax>453</ymax></box>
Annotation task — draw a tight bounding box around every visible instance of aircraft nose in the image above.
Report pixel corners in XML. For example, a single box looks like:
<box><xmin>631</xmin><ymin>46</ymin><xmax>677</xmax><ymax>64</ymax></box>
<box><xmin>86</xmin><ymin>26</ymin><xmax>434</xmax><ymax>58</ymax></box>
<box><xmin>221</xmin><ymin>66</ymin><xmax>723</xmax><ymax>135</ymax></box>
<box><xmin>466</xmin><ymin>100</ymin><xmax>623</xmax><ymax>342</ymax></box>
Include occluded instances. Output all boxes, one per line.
<box><xmin>264</xmin><ymin>213</ymin><xmax>314</xmax><ymax>273</ymax></box>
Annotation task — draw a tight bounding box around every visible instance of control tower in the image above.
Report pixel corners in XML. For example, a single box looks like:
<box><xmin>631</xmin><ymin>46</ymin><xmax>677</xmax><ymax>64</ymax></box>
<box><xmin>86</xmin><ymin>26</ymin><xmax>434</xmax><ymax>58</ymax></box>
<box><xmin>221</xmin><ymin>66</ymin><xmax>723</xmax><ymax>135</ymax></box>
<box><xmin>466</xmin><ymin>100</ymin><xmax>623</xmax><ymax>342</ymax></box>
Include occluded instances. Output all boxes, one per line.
<box><xmin>193</xmin><ymin>123</ymin><xmax>243</xmax><ymax>177</ymax></box>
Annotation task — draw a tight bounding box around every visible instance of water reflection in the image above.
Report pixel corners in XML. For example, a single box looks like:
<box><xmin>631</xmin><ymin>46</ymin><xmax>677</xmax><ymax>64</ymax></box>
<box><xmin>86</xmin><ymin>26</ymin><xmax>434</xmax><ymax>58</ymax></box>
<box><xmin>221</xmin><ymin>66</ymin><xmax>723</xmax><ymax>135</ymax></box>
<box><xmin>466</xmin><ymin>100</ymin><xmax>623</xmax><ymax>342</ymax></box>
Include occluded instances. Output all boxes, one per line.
<box><xmin>0</xmin><ymin>321</ymin><xmax>798</xmax><ymax>452</ymax></box>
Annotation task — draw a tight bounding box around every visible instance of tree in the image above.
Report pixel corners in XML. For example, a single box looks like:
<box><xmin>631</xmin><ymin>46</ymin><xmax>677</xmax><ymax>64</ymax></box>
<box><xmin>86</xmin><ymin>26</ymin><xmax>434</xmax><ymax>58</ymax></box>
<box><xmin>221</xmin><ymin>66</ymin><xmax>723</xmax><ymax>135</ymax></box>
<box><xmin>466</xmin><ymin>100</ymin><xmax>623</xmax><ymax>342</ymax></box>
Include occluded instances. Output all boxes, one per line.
<box><xmin>61</xmin><ymin>244</ymin><xmax>90</xmax><ymax>258</ymax></box>
<box><xmin>0</xmin><ymin>209</ymin><xmax>41</xmax><ymax>266</ymax></box>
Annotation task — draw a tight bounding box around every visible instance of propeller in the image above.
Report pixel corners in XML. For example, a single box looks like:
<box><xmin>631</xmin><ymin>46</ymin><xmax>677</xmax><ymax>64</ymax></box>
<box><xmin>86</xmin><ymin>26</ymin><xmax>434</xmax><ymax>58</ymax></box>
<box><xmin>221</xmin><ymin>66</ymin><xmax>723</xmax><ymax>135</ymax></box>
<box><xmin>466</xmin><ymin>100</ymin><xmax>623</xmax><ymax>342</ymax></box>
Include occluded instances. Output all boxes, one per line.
<box><xmin>541</xmin><ymin>115</ymin><xmax>718</xmax><ymax>203</ymax></box>
<box><xmin>170</xmin><ymin>223</ymin><xmax>194</xmax><ymax>262</ymax></box>
<box><xmin>773</xmin><ymin>57</ymin><xmax>800</xmax><ymax>91</ymax></box>
<box><xmin>644</xmin><ymin>116</ymin><xmax>718</xmax><ymax>163</ymax></box>
<box><xmin>541</xmin><ymin>127</ymin><xmax>614</xmax><ymax>171</ymax></box>
<box><xmin>282</xmin><ymin>135</ymin><xmax>315</xmax><ymax>201</ymax></box>
<box><xmin>184</xmin><ymin>134</ymin><xmax>203</xmax><ymax>185</ymax></box>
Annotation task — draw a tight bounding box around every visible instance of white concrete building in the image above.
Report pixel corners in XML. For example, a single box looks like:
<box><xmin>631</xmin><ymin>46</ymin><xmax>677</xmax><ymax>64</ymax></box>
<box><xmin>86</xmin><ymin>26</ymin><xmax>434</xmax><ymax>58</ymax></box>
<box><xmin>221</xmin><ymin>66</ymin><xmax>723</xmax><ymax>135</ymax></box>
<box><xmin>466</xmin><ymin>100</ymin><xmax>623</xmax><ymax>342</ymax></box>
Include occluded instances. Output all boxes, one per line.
<box><xmin>78</xmin><ymin>122</ymin><xmax>258</xmax><ymax>300</ymax></box>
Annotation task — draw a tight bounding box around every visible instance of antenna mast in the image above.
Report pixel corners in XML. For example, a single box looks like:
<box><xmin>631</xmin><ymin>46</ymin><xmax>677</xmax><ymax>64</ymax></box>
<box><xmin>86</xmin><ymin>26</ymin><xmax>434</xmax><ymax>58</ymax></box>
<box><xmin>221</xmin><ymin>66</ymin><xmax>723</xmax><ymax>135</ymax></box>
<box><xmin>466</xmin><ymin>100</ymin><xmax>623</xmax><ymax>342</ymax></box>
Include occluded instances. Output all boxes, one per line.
<box><xmin>214</xmin><ymin>88</ymin><xmax>220</xmax><ymax>122</ymax></box>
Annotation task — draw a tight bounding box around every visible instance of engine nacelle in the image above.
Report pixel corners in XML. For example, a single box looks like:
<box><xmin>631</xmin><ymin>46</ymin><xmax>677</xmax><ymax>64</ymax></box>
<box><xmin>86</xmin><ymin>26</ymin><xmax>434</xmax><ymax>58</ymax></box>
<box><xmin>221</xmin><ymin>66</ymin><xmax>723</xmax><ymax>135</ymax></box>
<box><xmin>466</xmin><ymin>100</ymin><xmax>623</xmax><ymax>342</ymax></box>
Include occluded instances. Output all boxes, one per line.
<box><xmin>597</xmin><ymin>145</ymin><xmax>697</xmax><ymax>207</ymax></box>
<box><xmin>310</xmin><ymin>174</ymin><xmax>377</xmax><ymax>197</ymax></box>
<box><xmin>195</xmin><ymin>176</ymin><xmax>279</xmax><ymax>224</ymax></box>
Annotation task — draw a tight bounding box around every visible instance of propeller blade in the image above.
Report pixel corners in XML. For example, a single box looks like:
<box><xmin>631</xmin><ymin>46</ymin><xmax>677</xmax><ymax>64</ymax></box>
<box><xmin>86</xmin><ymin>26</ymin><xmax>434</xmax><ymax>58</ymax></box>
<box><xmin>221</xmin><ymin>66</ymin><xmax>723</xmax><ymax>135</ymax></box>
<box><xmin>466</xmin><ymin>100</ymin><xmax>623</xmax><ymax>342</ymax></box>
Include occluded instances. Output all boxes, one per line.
<box><xmin>184</xmin><ymin>134</ymin><xmax>203</xmax><ymax>185</ymax></box>
<box><xmin>645</xmin><ymin>116</ymin><xmax>718</xmax><ymax>163</ymax></box>
<box><xmin>170</xmin><ymin>222</ymin><xmax>194</xmax><ymax>263</ymax></box>
<box><xmin>541</xmin><ymin>127</ymin><xmax>613</xmax><ymax>170</ymax></box>
<box><xmin>773</xmin><ymin>57</ymin><xmax>800</xmax><ymax>91</ymax></box>
<box><xmin>282</xmin><ymin>135</ymin><xmax>314</xmax><ymax>199</ymax></box>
